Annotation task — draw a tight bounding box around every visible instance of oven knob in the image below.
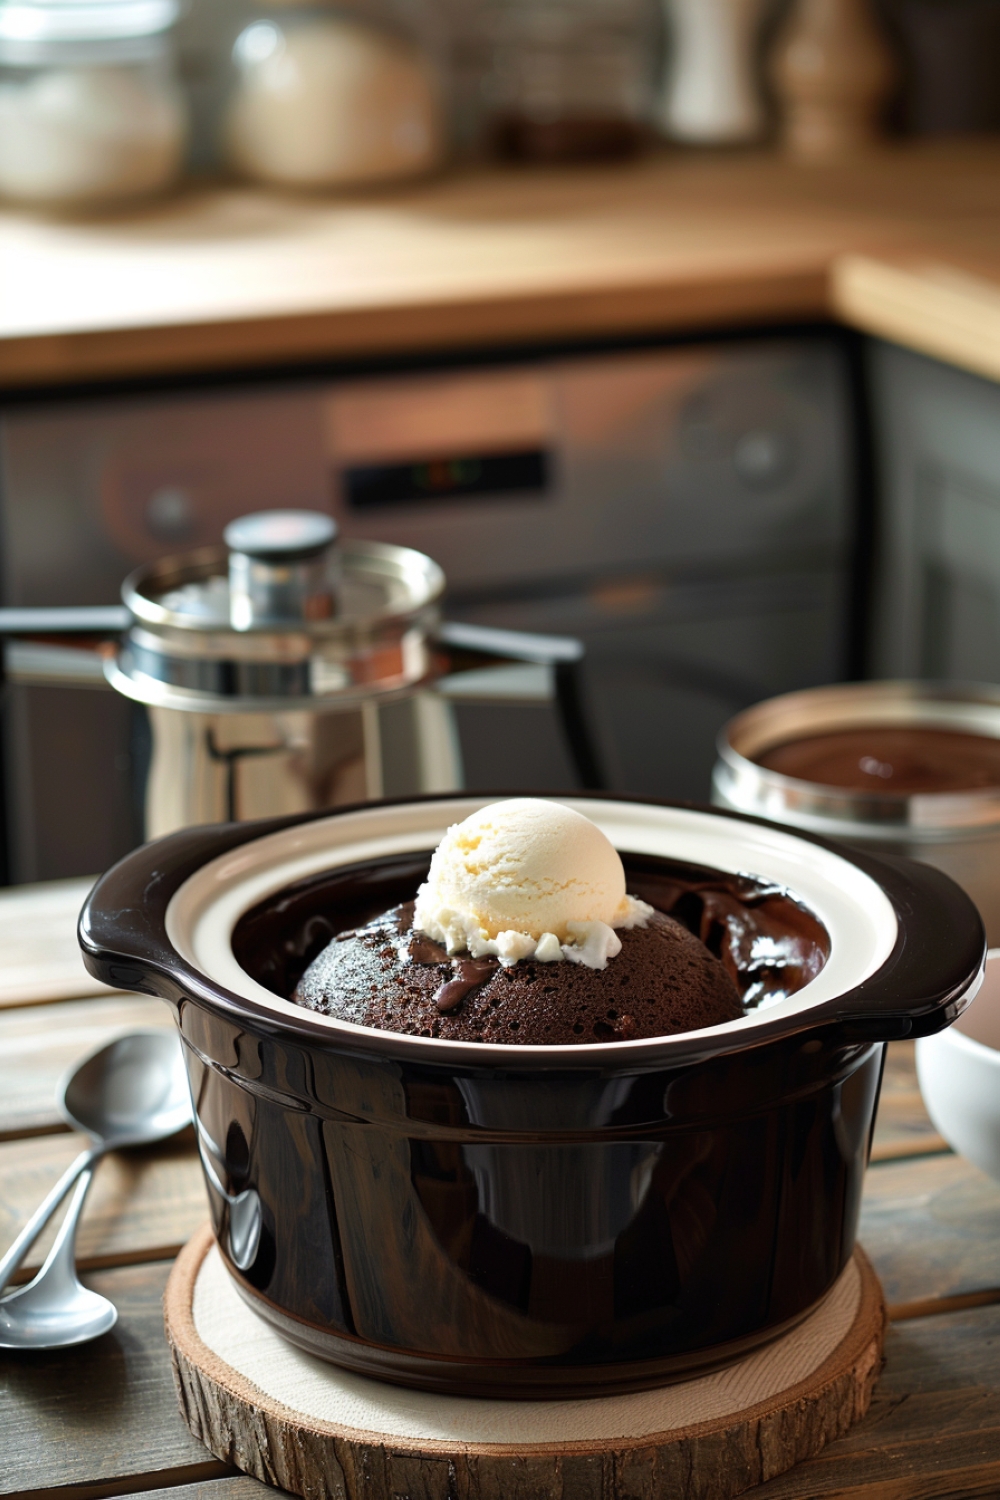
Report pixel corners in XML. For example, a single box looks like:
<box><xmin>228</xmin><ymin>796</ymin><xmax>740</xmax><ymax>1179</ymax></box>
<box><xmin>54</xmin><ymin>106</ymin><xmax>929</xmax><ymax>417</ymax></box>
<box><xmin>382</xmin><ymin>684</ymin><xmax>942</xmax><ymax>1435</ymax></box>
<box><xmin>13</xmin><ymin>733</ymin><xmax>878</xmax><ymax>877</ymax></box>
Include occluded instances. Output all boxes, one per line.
<box><xmin>732</xmin><ymin>429</ymin><xmax>793</xmax><ymax>489</ymax></box>
<box><xmin>147</xmin><ymin>485</ymin><xmax>195</xmax><ymax>540</ymax></box>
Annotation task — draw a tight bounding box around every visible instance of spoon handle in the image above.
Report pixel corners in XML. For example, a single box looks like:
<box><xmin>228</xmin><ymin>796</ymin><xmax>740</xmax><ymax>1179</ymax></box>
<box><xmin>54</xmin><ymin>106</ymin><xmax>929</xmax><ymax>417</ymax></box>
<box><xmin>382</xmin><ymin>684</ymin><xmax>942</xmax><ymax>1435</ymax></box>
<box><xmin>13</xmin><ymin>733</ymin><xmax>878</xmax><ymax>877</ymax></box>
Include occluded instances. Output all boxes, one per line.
<box><xmin>0</xmin><ymin>1145</ymin><xmax>99</xmax><ymax>1295</ymax></box>
<box><xmin>20</xmin><ymin>1167</ymin><xmax>96</xmax><ymax>1302</ymax></box>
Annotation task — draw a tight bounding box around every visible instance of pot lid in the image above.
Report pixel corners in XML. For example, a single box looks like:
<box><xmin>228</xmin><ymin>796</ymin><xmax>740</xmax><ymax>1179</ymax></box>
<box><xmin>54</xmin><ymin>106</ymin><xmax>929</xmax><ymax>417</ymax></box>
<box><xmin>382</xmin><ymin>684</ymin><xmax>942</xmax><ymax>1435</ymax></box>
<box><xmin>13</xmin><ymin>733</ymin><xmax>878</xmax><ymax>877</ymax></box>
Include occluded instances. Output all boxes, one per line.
<box><xmin>108</xmin><ymin>514</ymin><xmax>445</xmax><ymax>713</ymax></box>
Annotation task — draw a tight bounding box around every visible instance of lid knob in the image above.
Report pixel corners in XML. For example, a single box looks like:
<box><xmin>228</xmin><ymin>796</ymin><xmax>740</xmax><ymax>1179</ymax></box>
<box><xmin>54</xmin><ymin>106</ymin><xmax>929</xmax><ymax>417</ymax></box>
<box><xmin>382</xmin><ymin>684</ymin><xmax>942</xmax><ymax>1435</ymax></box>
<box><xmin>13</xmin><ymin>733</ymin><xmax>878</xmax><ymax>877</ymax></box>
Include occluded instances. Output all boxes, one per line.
<box><xmin>225</xmin><ymin>509</ymin><xmax>339</xmax><ymax>629</ymax></box>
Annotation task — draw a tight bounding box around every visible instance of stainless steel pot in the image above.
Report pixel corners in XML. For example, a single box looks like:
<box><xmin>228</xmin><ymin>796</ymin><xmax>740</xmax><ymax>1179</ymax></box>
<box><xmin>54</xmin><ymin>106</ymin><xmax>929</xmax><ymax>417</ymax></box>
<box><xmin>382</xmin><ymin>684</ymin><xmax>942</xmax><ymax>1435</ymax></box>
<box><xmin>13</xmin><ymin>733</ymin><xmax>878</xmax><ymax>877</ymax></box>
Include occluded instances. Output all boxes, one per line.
<box><xmin>0</xmin><ymin>511</ymin><xmax>601</xmax><ymax>838</ymax></box>
<box><xmin>712</xmin><ymin>680</ymin><xmax>1000</xmax><ymax>942</ymax></box>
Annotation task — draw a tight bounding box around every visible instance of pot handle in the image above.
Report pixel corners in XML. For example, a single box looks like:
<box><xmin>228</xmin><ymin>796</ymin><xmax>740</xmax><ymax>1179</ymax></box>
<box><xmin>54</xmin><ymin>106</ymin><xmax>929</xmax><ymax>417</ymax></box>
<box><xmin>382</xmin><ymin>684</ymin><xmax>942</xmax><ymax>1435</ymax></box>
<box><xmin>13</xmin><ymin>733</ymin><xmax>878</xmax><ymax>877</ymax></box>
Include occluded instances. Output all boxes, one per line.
<box><xmin>809</xmin><ymin>850</ymin><xmax>986</xmax><ymax>1043</ymax></box>
<box><xmin>0</xmin><ymin>607</ymin><xmax>130</xmax><ymax>690</ymax></box>
<box><xmin>0</xmin><ymin>607</ymin><xmax>130</xmax><ymax>638</ymax></box>
<box><xmin>79</xmin><ymin>816</ymin><xmax>298</xmax><ymax>1002</ymax></box>
<box><xmin>434</xmin><ymin>621</ymin><xmax>606</xmax><ymax>790</ymax></box>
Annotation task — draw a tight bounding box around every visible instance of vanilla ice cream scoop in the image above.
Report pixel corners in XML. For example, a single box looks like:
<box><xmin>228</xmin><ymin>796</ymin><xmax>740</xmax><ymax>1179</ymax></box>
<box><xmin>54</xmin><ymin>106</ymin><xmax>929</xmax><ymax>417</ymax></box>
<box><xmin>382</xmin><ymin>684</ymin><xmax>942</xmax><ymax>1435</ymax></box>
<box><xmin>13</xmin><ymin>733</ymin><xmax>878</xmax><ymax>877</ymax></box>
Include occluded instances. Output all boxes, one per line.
<box><xmin>412</xmin><ymin>799</ymin><xmax>652</xmax><ymax>969</ymax></box>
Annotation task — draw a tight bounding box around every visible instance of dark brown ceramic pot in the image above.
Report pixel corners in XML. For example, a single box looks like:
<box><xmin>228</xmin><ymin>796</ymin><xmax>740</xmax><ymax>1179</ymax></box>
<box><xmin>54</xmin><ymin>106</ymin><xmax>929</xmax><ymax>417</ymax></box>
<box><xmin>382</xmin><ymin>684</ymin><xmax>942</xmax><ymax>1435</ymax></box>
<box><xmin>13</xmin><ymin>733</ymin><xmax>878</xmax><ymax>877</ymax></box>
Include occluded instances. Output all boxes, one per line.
<box><xmin>79</xmin><ymin>796</ymin><xmax>984</xmax><ymax>1398</ymax></box>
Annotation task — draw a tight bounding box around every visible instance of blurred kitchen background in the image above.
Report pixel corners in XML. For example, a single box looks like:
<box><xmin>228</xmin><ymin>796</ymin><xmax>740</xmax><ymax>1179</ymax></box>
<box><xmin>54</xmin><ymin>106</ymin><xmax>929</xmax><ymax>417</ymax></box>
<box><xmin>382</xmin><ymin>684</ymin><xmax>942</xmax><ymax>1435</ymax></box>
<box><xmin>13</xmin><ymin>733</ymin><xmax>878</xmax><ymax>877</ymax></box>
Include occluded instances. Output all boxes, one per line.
<box><xmin>131</xmin><ymin>0</ymin><xmax>1000</xmax><ymax>176</ymax></box>
<box><xmin>1</xmin><ymin>0</ymin><xmax>999</xmax><ymax>883</ymax></box>
<box><xmin>1</xmin><ymin>0</ymin><xmax>999</xmax><ymax>209</ymax></box>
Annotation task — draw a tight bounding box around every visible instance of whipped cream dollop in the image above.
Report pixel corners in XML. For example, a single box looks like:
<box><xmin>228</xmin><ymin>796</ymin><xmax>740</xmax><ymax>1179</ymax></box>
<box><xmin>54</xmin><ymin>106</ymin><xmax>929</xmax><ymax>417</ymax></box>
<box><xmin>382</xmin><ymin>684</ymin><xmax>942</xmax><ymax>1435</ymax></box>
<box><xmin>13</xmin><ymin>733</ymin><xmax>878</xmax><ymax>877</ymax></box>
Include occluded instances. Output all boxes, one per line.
<box><xmin>412</xmin><ymin>798</ymin><xmax>653</xmax><ymax>970</ymax></box>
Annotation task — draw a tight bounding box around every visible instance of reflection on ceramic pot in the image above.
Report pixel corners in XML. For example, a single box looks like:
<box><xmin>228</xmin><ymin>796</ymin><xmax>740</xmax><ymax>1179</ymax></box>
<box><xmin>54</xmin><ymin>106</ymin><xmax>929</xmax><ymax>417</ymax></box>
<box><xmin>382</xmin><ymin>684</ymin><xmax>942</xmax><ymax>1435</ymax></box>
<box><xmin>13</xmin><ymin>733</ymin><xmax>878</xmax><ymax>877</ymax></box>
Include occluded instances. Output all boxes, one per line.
<box><xmin>79</xmin><ymin>796</ymin><xmax>985</xmax><ymax>1398</ymax></box>
<box><xmin>917</xmin><ymin>949</ymin><xmax>1000</xmax><ymax>1184</ymax></box>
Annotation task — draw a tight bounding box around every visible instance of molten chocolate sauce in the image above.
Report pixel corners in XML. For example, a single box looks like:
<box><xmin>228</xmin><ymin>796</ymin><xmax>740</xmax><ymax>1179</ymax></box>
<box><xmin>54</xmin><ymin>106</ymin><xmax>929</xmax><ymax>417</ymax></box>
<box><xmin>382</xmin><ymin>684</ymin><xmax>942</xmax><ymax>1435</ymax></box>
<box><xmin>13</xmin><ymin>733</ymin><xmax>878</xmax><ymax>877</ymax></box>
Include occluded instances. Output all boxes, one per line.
<box><xmin>403</xmin><ymin>928</ymin><xmax>501</xmax><ymax>1013</ymax></box>
<box><xmin>232</xmin><ymin>849</ymin><xmax>830</xmax><ymax>1016</ymax></box>
<box><xmin>758</xmin><ymin>726</ymin><xmax>1000</xmax><ymax>795</ymax></box>
<box><xmin>406</xmin><ymin>932</ymin><xmax>449</xmax><ymax>965</ymax></box>
<box><xmin>628</xmin><ymin>866</ymin><xmax>829</xmax><ymax>1010</ymax></box>
<box><xmin>434</xmin><ymin>959</ymin><xmax>499</xmax><ymax>1013</ymax></box>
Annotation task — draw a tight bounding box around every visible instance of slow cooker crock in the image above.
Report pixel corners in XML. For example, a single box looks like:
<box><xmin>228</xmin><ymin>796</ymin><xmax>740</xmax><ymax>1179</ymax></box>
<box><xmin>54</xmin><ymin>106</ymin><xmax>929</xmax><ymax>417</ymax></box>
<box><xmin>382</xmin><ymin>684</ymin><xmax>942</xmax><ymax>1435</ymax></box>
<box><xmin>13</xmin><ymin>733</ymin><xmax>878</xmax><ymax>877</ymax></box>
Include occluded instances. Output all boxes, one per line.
<box><xmin>79</xmin><ymin>795</ymin><xmax>985</xmax><ymax>1398</ymax></box>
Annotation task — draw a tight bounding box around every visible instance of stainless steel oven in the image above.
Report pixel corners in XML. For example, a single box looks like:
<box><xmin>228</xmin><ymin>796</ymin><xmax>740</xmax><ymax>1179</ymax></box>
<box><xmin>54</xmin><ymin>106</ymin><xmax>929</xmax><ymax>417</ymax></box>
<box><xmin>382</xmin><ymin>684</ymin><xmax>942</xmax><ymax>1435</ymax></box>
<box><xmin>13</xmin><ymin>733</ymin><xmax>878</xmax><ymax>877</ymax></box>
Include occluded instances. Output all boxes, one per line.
<box><xmin>0</xmin><ymin>332</ymin><xmax>856</xmax><ymax>882</ymax></box>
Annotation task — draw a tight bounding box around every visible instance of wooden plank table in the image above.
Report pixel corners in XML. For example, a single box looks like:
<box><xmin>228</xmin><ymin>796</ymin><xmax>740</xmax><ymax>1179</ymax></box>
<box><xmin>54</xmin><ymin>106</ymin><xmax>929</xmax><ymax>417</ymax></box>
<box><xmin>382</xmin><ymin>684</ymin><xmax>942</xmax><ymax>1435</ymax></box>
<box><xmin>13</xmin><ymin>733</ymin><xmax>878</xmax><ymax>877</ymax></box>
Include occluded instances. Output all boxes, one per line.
<box><xmin>1</xmin><ymin>882</ymin><xmax>998</xmax><ymax>1500</ymax></box>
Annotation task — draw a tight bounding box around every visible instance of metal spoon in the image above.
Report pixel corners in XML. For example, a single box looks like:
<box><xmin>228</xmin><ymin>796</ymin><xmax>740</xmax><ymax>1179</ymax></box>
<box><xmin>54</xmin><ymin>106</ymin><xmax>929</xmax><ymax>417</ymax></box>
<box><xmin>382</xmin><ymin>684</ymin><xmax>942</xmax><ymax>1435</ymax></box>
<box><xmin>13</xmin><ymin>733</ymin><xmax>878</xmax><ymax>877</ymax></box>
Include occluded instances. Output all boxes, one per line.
<box><xmin>0</xmin><ymin>1030</ymin><xmax>191</xmax><ymax>1348</ymax></box>
<box><xmin>0</xmin><ymin>1169</ymin><xmax>116</xmax><ymax>1348</ymax></box>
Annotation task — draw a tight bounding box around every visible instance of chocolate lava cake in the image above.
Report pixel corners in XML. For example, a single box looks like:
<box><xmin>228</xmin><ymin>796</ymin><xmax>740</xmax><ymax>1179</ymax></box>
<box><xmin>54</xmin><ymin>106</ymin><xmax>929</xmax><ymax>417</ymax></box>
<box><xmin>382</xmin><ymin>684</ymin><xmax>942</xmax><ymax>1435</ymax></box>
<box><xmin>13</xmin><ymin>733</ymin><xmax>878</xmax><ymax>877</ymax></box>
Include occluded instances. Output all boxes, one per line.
<box><xmin>291</xmin><ymin>900</ymin><xmax>744</xmax><ymax>1044</ymax></box>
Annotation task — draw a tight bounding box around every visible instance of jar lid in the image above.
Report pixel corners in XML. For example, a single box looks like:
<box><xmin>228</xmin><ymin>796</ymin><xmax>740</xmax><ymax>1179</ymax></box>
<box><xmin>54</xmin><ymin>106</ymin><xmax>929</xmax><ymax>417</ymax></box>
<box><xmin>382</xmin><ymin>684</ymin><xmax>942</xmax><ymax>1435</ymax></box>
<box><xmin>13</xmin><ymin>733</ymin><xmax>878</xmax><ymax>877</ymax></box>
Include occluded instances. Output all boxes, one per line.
<box><xmin>0</xmin><ymin>0</ymin><xmax>179</xmax><ymax>52</ymax></box>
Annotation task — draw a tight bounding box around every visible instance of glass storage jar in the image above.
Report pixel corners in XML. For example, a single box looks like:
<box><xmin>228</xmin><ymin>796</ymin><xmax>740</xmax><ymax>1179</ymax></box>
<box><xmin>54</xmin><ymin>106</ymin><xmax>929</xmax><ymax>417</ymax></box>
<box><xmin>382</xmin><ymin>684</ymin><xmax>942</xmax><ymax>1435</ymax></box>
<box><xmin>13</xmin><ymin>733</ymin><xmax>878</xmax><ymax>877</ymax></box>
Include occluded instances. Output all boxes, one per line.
<box><xmin>222</xmin><ymin>0</ymin><xmax>447</xmax><ymax>189</ymax></box>
<box><xmin>483</xmin><ymin>0</ymin><xmax>660</xmax><ymax>161</ymax></box>
<box><xmin>0</xmin><ymin>0</ymin><xmax>188</xmax><ymax>206</ymax></box>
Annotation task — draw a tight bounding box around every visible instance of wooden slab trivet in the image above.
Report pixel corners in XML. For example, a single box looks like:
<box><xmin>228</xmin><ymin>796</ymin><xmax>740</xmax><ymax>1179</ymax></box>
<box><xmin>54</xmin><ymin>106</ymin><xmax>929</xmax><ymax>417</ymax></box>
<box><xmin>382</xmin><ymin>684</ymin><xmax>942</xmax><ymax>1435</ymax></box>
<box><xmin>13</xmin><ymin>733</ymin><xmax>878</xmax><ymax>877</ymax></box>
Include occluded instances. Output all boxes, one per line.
<box><xmin>165</xmin><ymin>1224</ymin><xmax>885</xmax><ymax>1500</ymax></box>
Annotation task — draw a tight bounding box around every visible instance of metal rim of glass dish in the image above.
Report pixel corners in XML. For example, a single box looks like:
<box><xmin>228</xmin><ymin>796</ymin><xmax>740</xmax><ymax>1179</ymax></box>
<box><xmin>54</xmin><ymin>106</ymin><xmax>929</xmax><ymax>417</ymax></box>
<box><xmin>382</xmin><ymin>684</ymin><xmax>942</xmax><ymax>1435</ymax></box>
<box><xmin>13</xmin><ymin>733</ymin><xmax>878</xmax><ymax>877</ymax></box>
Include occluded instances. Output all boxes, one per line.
<box><xmin>714</xmin><ymin>680</ymin><xmax>1000</xmax><ymax>835</ymax></box>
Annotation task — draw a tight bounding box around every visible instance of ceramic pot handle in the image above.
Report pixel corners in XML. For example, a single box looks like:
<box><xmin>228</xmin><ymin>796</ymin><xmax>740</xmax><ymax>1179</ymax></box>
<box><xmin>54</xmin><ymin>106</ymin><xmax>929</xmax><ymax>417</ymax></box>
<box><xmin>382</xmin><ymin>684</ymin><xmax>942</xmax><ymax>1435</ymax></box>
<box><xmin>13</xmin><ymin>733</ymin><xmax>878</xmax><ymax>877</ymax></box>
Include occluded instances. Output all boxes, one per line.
<box><xmin>809</xmin><ymin>850</ymin><xmax>986</xmax><ymax>1042</ymax></box>
<box><xmin>79</xmin><ymin>818</ymin><xmax>292</xmax><ymax>1002</ymax></box>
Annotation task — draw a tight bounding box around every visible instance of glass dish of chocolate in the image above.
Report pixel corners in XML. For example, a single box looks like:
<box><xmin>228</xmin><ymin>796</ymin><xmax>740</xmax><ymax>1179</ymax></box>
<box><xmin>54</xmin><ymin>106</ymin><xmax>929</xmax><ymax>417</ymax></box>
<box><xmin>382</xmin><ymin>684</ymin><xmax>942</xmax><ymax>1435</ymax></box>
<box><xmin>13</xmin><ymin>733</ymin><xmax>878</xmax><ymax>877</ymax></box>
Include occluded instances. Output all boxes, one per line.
<box><xmin>713</xmin><ymin>680</ymin><xmax>1000</xmax><ymax>944</ymax></box>
<box><xmin>758</xmin><ymin>724</ymin><xmax>1000</xmax><ymax>795</ymax></box>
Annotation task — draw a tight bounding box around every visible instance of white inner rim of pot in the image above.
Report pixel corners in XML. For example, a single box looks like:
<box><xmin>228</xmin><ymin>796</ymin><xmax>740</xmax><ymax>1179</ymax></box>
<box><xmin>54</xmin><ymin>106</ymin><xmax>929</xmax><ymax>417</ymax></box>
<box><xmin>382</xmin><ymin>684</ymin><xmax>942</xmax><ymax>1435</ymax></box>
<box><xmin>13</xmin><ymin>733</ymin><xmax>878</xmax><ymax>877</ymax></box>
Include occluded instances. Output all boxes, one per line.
<box><xmin>167</xmin><ymin>797</ymin><xmax>899</xmax><ymax>1051</ymax></box>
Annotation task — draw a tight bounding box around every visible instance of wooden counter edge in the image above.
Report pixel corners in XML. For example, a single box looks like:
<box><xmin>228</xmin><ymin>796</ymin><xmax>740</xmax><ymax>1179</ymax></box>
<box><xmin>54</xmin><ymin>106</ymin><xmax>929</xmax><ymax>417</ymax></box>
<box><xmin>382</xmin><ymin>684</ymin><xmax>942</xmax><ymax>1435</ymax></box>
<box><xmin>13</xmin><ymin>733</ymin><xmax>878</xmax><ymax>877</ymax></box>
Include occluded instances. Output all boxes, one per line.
<box><xmin>13</xmin><ymin>251</ymin><xmax>1000</xmax><ymax>391</ymax></box>
<box><xmin>831</xmin><ymin>252</ymin><xmax>1000</xmax><ymax>385</ymax></box>
<box><xmin>0</xmin><ymin>267</ymin><xmax>829</xmax><ymax>390</ymax></box>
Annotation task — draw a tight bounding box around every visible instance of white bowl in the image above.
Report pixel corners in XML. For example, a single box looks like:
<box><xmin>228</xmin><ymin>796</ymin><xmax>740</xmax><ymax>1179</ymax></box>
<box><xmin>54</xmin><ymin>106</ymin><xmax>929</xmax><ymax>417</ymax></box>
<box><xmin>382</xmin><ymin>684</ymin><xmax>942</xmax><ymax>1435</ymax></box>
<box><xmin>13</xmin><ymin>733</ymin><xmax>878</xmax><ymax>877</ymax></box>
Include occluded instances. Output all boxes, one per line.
<box><xmin>917</xmin><ymin>948</ymin><xmax>1000</xmax><ymax>1182</ymax></box>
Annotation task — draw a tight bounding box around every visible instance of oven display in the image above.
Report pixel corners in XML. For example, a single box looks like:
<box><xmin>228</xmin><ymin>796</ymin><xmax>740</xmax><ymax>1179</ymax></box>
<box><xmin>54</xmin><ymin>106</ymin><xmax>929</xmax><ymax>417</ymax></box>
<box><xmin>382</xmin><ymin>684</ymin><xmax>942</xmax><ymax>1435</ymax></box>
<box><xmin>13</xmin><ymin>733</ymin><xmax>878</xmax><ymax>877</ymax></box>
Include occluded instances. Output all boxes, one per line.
<box><xmin>343</xmin><ymin>449</ymin><xmax>549</xmax><ymax>508</ymax></box>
